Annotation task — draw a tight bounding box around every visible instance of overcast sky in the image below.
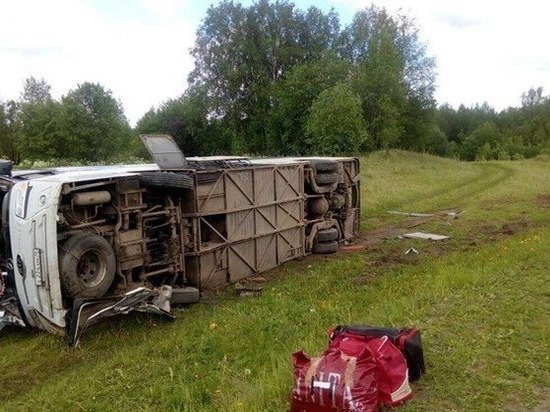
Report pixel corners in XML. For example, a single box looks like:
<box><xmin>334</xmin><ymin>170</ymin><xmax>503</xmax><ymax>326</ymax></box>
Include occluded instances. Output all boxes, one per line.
<box><xmin>1</xmin><ymin>0</ymin><xmax>549</xmax><ymax>125</ymax></box>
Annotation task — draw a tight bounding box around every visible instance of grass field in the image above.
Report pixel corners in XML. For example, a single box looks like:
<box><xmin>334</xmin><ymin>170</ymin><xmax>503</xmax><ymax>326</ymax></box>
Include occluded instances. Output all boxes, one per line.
<box><xmin>1</xmin><ymin>151</ymin><xmax>549</xmax><ymax>411</ymax></box>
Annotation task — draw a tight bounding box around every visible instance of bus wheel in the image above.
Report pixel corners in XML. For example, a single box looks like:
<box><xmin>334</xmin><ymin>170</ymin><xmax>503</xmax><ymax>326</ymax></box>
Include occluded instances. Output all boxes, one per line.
<box><xmin>59</xmin><ymin>234</ymin><xmax>116</xmax><ymax>299</ymax></box>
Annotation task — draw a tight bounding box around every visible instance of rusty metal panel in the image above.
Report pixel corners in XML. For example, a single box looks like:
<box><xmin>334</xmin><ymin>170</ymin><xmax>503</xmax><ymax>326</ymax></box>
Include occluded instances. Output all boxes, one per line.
<box><xmin>341</xmin><ymin>158</ymin><xmax>360</xmax><ymax>185</ymax></box>
<box><xmin>225</xmin><ymin>201</ymin><xmax>302</xmax><ymax>242</ymax></box>
<box><xmin>184</xmin><ymin>163</ymin><xmax>306</xmax><ymax>289</ymax></box>
<box><xmin>276</xmin><ymin>201</ymin><xmax>303</xmax><ymax>230</ymax></box>
<box><xmin>225</xmin><ymin>169</ymin><xmax>255</xmax><ymax>209</ymax></box>
<box><xmin>274</xmin><ymin>165</ymin><xmax>302</xmax><ymax>202</ymax></box>
<box><xmin>254</xmin><ymin>205</ymin><xmax>276</xmax><ymax>236</ymax></box>
<box><xmin>277</xmin><ymin>227</ymin><xmax>304</xmax><ymax>263</ymax></box>
<box><xmin>254</xmin><ymin>168</ymin><xmax>275</xmax><ymax>203</ymax></box>
<box><xmin>255</xmin><ymin>234</ymin><xmax>278</xmax><ymax>272</ymax></box>
<box><xmin>344</xmin><ymin>209</ymin><xmax>358</xmax><ymax>240</ymax></box>
<box><xmin>186</xmin><ymin>247</ymin><xmax>228</xmax><ymax>289</ymax></box>
<box><xmin>227</xmin><ymin>241</ymin><xmax>256</xmax><ymax>282</ymax></box>
<box><xmin>194</xmin><ymin>172</ymin><xmax>225</xmax><ymax>214</ymax></box>
<box><xmin>226</xmin><ymin>209</ymin><xmax>254</xmax><ymax>242</ymax></box>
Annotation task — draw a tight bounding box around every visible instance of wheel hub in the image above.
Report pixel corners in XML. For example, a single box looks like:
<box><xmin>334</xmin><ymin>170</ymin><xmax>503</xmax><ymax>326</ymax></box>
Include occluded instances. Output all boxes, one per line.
<box><xmin>76</xmin><ymin>249</ymin><xmax>106</xmax><ymax>288</ymax></box>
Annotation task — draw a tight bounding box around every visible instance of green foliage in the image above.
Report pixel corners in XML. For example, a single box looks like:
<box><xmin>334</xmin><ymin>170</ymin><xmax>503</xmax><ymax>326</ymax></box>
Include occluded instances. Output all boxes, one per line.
<box><xmin>305</xmin><ymin>82</ymin><xmax>367</xmax><ymax>154</ymax></box>
<box><xmin>136</xmin><ymin>87</ymin><xmax>232</xmax><ymax>156</ymax></box>
<box><xmin>434</xmin><ymin>91</ymin><xmax>550</xmax><ymax>161</ymax></box>
<box><xmin>13</xmin><ymin>3</ymin><xmax>550</xmax><ymax>164</ymax></box>
<box><xmin>18</xmin><ymin>99</ymin><xmax>66</xmax><ymax>161</ymax></box>
<box><xmin>0</xmin><ymin>102</ymin><xmax>8</xmax><ymax>157</ymax></box>
<box><xmin>351</xmin><ymin>20</ymin><xmax>406</xmax><ymax>150</ymax></box>
<box><xmin>0</xmin><ymin>100</ymin><xmax>22</xmax><ymax>162</ymax></box>
<box><xmin>61</xmin><ymin>82</ymin><xmax>133</xmax><ymax>162</ymax></box>
<box><xmin>460</xmin><ymin>121</ymin><xmax>501</xmax><ymax>161</ymax></box>
<box><xmin>13</xmin><ymin>76</ymin><xmax>63</xmax><ymax>162</ymax></box>
<box><xmin>269</xmin><ymin>54</ymin><xmax>351</xmax><ymax>154</ymax></box>
<box><xmin>183</xmin><ymin>1</ymin><xmax>436</xmax><ymax>156</ymax></box>
<box><xmin>341</xmin><ymin>7</ymin><xmax>436</xmax><ymax>151</ymax></box>
<box><xmin>425</xmin><ymin>126</ymin><xmax>452</xmax><ymax>157</ymax></box>
<box><xmin>1</xmin><ymin>78</ymin><xmax>135</xmax><ymax>164</ymax></box>
<box><xmin>0</xmin><ymin>101</ymin><xmax>12</xmax><ymax>159</ymax></box>
<box><xmin>189</xmin><ymin>0</ymin><xmax>332</xmax><ymax>153</ymax></box>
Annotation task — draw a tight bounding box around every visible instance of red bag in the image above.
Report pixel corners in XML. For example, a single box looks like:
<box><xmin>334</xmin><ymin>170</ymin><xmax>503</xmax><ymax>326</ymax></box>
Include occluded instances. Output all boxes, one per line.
<box><xmin>331</xmin><ymin>334</ymin><xmax>413</xmax><ymax>407</ymax></box>
<box><xmin>330</xmin><ymin>326</ymin><xmax>425</xmax><ymax>382</ymax></box>
<box><xmin>290</xmin><ymin>340</ymin><xmax>379</xmax><ymax>411</ymax></box>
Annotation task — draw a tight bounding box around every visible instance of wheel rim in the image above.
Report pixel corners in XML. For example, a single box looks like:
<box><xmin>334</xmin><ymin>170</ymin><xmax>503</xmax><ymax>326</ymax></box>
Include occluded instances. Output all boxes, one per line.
<box><xmin>76</xmin><ymin>249</ymin><xmax>106</xmax><ymax>288</ymax></box>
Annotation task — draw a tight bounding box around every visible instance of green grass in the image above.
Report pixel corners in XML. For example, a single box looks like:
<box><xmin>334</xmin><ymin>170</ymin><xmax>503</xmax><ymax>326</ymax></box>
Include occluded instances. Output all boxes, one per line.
<box><xmin>1</xmin><ymin>150</ymin><xmax>549</xmax><ymax>411</ymax></box>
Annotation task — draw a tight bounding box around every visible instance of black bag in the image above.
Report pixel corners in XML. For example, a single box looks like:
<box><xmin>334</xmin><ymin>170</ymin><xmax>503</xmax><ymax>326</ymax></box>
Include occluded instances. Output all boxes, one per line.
<box><xmin>330</xmin><ymin>325</ymin><xmax>426</xmax><ymax>381</ymax></box>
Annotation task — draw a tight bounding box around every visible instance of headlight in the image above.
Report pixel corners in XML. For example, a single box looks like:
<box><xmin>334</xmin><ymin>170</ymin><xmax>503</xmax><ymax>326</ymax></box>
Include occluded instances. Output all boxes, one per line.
<box><xmin>14</xmin><ymin>182</ymin><xmax>29</xmax><ymax>219</ymax></box>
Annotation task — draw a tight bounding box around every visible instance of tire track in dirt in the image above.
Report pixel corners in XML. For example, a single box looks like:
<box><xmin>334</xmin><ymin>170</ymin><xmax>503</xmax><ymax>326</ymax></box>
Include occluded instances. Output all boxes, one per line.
<box><xmin>352</xmin><ymin>163</ymin><xmax>519</xmax><ymax>271</ymax></box>
<box><xmin>368</xmin><ymin>162</ymin><xmax>516</xmax><ymax>219</ymax></box>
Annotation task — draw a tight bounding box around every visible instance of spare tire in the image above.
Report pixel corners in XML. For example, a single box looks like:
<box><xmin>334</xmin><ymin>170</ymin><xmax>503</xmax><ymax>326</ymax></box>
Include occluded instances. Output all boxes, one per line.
<box><xmin>309</xmin><ymin>197</ymin><xmax>329</xmax><ymax>216</ymax></box>
<box><xmin>171</xmin><ymin>287</ymin><xmax>200</xmax><ymax>304</ymax></box>
<box><xmin>311</xmin><ymin>160</ymin><xmax>338</xmax><ymax>173</ymax></box>
<box><xmin>316</xmin><ymin>172</ymin><xmax>339</xmax><ymax>185</ymax></box>
<box><xmin>59</xmin><ymin>234</ymin><xmax>116</xmax><ymax>299</ymax></box>
<box><xmin>316</xmin><ymin>228</ymin><xmax>339</xmax><ymax>242</ymax></box>
<box><xmin>139</xmin><ymin>172</ymin><xmax>194</xmax><ymax>189</ymax></box>
<box><xmin>313</xmin><ymin>240</ymin><xmax>339</xmax><ymax>254</ymax></box>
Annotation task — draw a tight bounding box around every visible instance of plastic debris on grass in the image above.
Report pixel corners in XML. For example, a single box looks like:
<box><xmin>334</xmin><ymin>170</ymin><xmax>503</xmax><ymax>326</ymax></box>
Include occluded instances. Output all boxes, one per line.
<box><xmin>401</xmin><ymin>232</ymin><xmax>450</xmax><ymax>241</ymax></box>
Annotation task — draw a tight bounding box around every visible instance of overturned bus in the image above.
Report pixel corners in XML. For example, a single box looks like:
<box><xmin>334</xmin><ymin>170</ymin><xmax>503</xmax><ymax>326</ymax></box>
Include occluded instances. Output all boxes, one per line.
<box><xmin>0</xmin><ymin>135</ymin><xmax>360</xmax><ymax>344</ymax></box>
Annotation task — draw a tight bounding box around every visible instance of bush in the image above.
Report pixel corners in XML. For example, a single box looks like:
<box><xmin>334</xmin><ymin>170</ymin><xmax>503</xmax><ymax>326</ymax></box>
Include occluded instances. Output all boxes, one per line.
<box><xmin>305</xmin><ymin>82</ymin><xmax>368</xmax><ymax>155</ymax></box>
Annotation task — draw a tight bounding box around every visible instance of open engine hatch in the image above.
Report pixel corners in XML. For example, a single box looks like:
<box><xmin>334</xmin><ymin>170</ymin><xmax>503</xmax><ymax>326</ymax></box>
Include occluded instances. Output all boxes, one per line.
<box><xmin>140</xmin><ymin>134</ymin><xmax>189</xmax><ymax>169</ymax></box>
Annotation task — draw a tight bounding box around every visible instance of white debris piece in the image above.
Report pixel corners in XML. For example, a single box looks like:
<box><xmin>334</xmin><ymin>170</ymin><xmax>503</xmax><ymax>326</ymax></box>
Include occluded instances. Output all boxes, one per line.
<box><xmin>388</xmin><ymin>211</ymin><xmax>434</xmax><ymax>217</ymax></box>
<box><xmin>402</xmin><ymin>232</ymin><xmax>450</xmax><ymax>241</ymax></box>
<box><xmin>388</xmin><ymin>209</ymin><xmax>464</xmax><ymax>218</ymax></box>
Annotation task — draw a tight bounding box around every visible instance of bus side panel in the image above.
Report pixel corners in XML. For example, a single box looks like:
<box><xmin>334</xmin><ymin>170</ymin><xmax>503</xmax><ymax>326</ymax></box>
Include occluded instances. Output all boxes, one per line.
<box><xmin>184</xmin><ymin>164</ymin><xmax>305</xmax><ymax>289</ymax></box>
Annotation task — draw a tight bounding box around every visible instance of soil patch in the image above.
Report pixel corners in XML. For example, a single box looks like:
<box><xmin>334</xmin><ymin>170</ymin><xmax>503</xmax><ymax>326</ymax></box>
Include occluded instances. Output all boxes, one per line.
<box><xmin>536</xmin><ymin>194</ymin><xmax>550</xmax><ymax>209</ymax></box>
<box><xmin>532</xmin><ymin>387</ymin><xmax>550</xmax><ymax>412</ymax></box>
<box><xmin>473</xmin><ymin>219</ymin><xmax>531</xmax><ymax>241</ymax></box>
<box><xmin>353</xmin><ymin>215</ymin><xmax>533</xmax><ymax>284</ymax></box>
<box><xmin>505</xmin><ymin>387</ymin><xmax>550</xmax><ymax>412</ymax></box>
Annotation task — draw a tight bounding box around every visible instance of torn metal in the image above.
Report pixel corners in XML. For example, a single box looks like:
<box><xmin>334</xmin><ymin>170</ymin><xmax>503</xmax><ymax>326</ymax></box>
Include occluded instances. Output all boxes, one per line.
<box><xmin>67</xmin><ymin>286</ymin><xmax>175</xmax><ymax>346</ymax></box>
<box><xmin>0</xmin><ymin>296</ymin><xmax>26</xmax><ymax>332</ymax></box>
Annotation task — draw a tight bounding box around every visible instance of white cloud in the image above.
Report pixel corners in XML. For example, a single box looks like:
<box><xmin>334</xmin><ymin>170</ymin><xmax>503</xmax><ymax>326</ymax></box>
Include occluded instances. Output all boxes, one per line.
<box><xmin>334</xmin><ymin>0</ymin><xmax>550</xmax><ymax>109</ymax></box>
<box><xmin>1</xmin><ymin>0</ymin><xmax>549</xmax><ymax>126</ymax></box>
<box><xmin>0</xmin><ymin>0</ymin><xmax>196</xmax><ymax>124</ymax></box>
<box><xmin>140</xmin><ymin>0</ymin><xmax>188</xmax><ymax>18</ymax></box>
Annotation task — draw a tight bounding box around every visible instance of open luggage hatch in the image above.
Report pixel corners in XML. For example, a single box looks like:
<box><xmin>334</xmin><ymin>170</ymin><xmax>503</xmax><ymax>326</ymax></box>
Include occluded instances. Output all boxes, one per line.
<box><xmin>140</xmin><ymin>134</ymin><xmax>189</xmax><ymax>169</ymax></box>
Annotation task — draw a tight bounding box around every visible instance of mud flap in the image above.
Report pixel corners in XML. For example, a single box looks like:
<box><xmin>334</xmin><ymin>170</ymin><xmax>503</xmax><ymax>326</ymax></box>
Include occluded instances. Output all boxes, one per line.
<box><xmin>67</xmin><ymin>286</ymin><xmax>175</xmax><ymax>346</ymax></box>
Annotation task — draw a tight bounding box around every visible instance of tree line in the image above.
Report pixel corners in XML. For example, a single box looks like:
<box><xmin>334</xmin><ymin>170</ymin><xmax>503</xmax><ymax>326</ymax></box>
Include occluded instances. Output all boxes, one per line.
<box><xmin>1</xmin><ymin>1</ymin><xmax>549</xmax><ymax>165</ymax></box>
<box><xmin>432</xmin><ymin>88</ymin><xmax>550</xmax><ymax>160</ymax></box>
<box><xmin>0</xmin><ymin>77</ymin><xmax>136</xmax><ymax>166</ymax></box>
<box><xmin>138</xmin><ymin>0</ymin><xmax>436</xmax><ymax>157</ymax></box>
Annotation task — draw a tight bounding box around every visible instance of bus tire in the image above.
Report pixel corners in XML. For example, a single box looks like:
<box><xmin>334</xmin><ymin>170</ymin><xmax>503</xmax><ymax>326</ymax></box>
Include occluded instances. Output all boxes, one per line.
<box><xmin>59</xmin><ymin>234</ymin><xmax>116</xmax><ymax>299</ymax></box>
